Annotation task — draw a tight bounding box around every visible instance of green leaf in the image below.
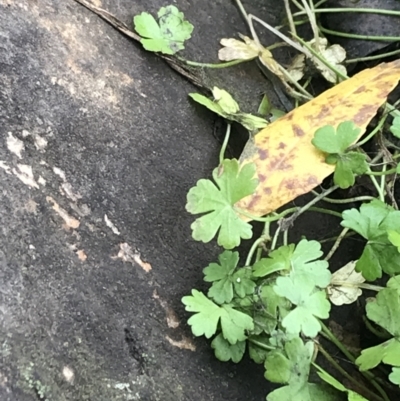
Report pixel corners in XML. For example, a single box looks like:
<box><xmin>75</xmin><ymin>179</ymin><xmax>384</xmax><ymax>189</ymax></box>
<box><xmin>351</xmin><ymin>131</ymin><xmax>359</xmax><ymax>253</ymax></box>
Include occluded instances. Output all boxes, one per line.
<box><xmin>341</xmin><ymin>200</ymin><xmax>400</xmax><ymax>280</ymax></box>
<box><xmin>389</xmin><ymin>367</ymin><xmax>400</xmax><ymax>386</ymax></box>
<box><xmin>317</xmin><ymin>369</ymin><xmax>369</xmax><ymax>400</ymax></box>
<box><xmin>267</xmin><ymin>383</ymin><xmax>338</xmax><ymax>401</ymax></box>
<box><xmin>253</xmin><ymin>239</ymin><xmax>330</xmax><ymax>288</ymax></box>
<box><xmin>333</xmin><ymin>152</ymin><xmax>368</xmax><ymax>189</ymax></box>
<box><xmin>390</xmin><ymin>116</ymin><xmax>400</xmax><ymax>138</ymax></box>
<box><xmin>233</xmin><ymin>113</ymin><xmax>268</xmax><ymax>131</ymax></box>
<box><xmin>204</xmin><ymin>251</ymin><xmax>238</xmax><ymax>304</ymax></box>
<box><xmin>189</xmin><ymin>88</ymin><xmax>268</xmax><ymax>131</ymax></box>
<box><xmin>312</xmin><ymin>122</ymin><xmax>366</xmax><ymax>189</ymax></box>
<box><xmin>212</xmin><ymin>87</ymin><xmax>240</xmax><ymax>115</ymax></box>
<box><xmin>248</xmin><ymin>335</ymin><xmax>270</xmax><ymax>363</ymax></box>
<box><xmin>186</xmin><ymin>159</ymin><xmax>258</xmax><ymax>249</ymax></box>
<box><xmin>188</xmin><ymin>93</ymin><xmax>227</xmax><ymax>118</ymax></box>
<box><xmin>253</xmin><ymin>245</ymin><xmax>294</xmax><ymax>277</ymax></box>
<box><xmin>133</xmin><ymin>6</ymin><xmax>193</xmax><ymax>55</ymax></box>
<box><xmin>356</xmin><ymin>288</ymin><xmax>400</xmax><ymax>370</ymax></box>
<box><xmin>312</xmin><ymin>121</ymin><xmax>360</xmax><ymax>154</ymax></box>
<box><xmin>387</xmin><ymin>275</ymin><xmax>400</xmax><ymax>292</ymax></box>
<box><xmin>211</xmin><ymin>333</ymin><xmax>246</xmax><ymax>363</ymax></box>
<box><xmin>366</xmin><ymin>287</ymin><xmax>400</xmax><ymax>337</ymax></box>
<box><xmin>252</xmin><ymin>286</ymin><xmax>290</xmax><ymax>335</ymax></box>
<box><xmin>182</xmin><ymin>290</ymin><xmax>254</xmax><ymax>344</ymax></box>
<box><xmin>265</xmin><ymin>337</ymin><xmax>313</xmax><ymax>386</ymax></box>
<box><xmin>269</xmin><ymin>330</ymin><xmax>299</xmax><ymax>349</ymax></box>
<box><xmin>232</xmin><ymin>268</ymin><xmax>256</xmax><ymax>298</ymax></box>
<box><xmin>182</xmin><ymin>290</ymin><xmax>222</xmax><ymax>339</ymax></box>
<box><xmin>356</xmin><ymin>338</ymin><xmax>400</xmax><ymax>371</ymax></box>
<box><xmin>388</xmin><ymin>230</ymin><xmax>400</xmax><ymax>252</ymax></box>
<box><xmin>274</xmin><ymin>276</ymin><xmax>330</xmax><ymax>337</ymax></box>
<box><xmin>290</xmin><ymin>239</ymin><xmax>331</xmax><ymax>288</ymax></box>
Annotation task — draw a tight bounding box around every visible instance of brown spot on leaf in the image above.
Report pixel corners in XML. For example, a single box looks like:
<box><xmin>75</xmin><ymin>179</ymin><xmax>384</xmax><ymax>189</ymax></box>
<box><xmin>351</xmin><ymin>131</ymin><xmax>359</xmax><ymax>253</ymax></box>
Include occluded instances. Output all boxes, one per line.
<box><xmin>353</xmin><ymin>104</ymin><xmax>379</xmax><ymax>125</ymax></box>
<box><xmin>278</xmin><ymin>142</ymin><xmax>286</xmax><ymax>149</ymax></box>
<box><xmin>293</xmin><ymin>125</ymin><xmax>305</xmax><ymax>137</ymax></box>
<box><xmin>263</xmin><ymin>187</ymin><xmax>272</xmax><ymax>195</ymax></box>
<box><xmin>353</xmin><ymin>85</ymin><xmax>366</xmax><ymax>94</ymax></box>
<box><xmin>258</xmin><ymin>174</ymin><xmax>266</xmax><ymax>182</ymax></box>
<box><xmin>259</xmin><ymin>149</ymin><xmax>269</xmax><ymax>160</ymax></box>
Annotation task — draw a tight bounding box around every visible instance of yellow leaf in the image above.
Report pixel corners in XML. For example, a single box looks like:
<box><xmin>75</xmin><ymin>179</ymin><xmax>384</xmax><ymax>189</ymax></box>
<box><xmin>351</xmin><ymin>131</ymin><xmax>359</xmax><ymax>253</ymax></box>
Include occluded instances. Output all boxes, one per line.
<box><xmin>236</xmin><ymin>60</ymin><xmax>400</xmax><ymax>217</ymax></box>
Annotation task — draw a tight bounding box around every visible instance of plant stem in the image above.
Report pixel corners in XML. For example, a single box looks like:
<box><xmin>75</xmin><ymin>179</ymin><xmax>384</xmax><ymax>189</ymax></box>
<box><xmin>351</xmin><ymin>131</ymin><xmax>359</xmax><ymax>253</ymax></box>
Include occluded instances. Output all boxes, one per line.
<box><xmin>294</xmin><ymin>7</ymin><xmax>400</xmax><ymax>17</ymax></box>
<box><xmin>320</xmin><ymin>320</ymin><xmax>391</xmax><ymax>401</ymax></box>
<box><xmin>284</xmin><ymin>0</ymin><xmax>297</xmax><ymax>36</ymax></box>
<box><xmin>367</xmin><ymin>170</ymin><xmax>385</xmax><ymax>201</ymax></box>
<box><xmin>248</xmin><ymin>337</ymin><xmax>275</xmax><ymax>351</ymax></box>
<box><xmin>320</xmin><ymin>320</ymin><xmax>356</xmax><ymax>362</ymax></box>
<box><xmin>245</xmin><ymin>232</ymin><xmax>270</xmax><ymax>267</ymax></box>
<box><xmin>379</xmin><ymin>164</ymin><xmax>387</xmax><ymax>196</ymax></box>
<box><xmin>177</xmin><ymin>57</ymin><xmax>249</xmax><ymax>69</ymax></box>
<box><xmin>293</xmin><ymin>34</ymin><xmax>348</xmax><ymax>81</ymax></box>
<box><xmin>307</xmin><ymin>207</ymin><xmax>342</xmax><ymax>218</ymax></box>
<box><xmin>283</xmin><ymin>229</ymin><xmax>288</xmax><ymax>246</ymax></box>
<box><xmin>314</xmin><ymin>349</ymin><xmax>385</xmax><ymax>401</ymax></box>
<box><xmin>279</xmin><ymin>186</ymin><xmax>339</xmax><ymax>230</ymax></box>
<box><xmin>346</xmin><ymin>49</ymin><xmax>400</xmax><ymax>64</ymax></box>
<box><xmin>236</xmin><ymin>203</ymin><xmax>342</xmax><ymax>225</ymax></box>
<box><xmin>270</xmin><ymin>226</ymin><xmax>281</xmax><ymax>251</ymax></box>
<box><xmin>320</xmin><ymin>26</ymin><xmax>400</xmax><ymax>42</ymax></box>
<box><xmin>362</xmin><ymin>315</ymin><xmax>391</xmax><ymax>340</ymax></box>
<box><xmin>354</xmin><ymin>114</ymin><xmax>388</xmax><ymax>148</ymax></box>
<box><xmin>324</xmin><ymin>227</ymin><xmax>349</xmax><ymax>261</ymax></box>
<box><xmin>219</xmin><ymin>123</ymin><xmax>231</xmax><ymax>164</ymax></box>
<box><xmin>366</xmin><ymin>167</ymin><xmax>396</xmax><ymax>176</ymax></box>
<box><xmin>311</xmin><ymin>190</ymin><xmax>375</xmax><ymax>204</ymax></box>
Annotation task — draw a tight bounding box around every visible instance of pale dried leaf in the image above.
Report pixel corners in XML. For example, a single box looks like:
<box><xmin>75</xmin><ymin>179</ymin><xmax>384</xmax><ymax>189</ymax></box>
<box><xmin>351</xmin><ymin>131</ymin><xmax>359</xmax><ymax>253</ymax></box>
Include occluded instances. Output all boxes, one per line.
<box><xmin>328</xmin><ymin>261</ymin><xmax>364</xmax><ymax>305</ymax></box>
<box><xmin>218</xmin><ymin>36</ymin><xmax>259</xmax><ymax>61</ymax></box>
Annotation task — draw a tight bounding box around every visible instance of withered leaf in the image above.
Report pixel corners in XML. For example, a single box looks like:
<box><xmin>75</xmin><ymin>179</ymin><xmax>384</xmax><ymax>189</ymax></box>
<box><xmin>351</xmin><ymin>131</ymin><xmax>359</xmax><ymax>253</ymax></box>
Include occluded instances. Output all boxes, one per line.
<box><xmin>236</xmin><ymin>60</ymin><xmax>400</xmax><ymax>217</ymax></box>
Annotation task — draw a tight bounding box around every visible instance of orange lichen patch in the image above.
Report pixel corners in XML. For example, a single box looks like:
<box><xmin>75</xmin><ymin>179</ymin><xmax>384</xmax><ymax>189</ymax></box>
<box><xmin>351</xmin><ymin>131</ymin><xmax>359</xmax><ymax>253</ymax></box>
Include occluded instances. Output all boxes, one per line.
<box><xmin>237</xmin><ymin>60</ymin><xmax>400</xmax><ymax>217</ymax></box>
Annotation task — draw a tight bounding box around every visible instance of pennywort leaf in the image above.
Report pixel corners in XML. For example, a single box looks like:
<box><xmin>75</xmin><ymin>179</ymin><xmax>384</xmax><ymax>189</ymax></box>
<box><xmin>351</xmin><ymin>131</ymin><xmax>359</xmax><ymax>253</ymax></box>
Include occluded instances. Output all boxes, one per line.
<box><xmin>189</xmin><ymin>87</ymin><xmax>268</xmax><ymax>131</ymax></box>
<box><xmin>341</xmin><ymin>200</ymin><xmax>400</xmax><ymax>280</ymax></box>
<box><xmin>312</xmin><ymin>121</ymin><xmax>367</xmax><ymax>189</ymax></box>
<box><xmin>356</xmin><ymin>288</ymin><xmax>400</xmax><ymax>370</ymax></box>
<box><xmin>211</xmin><ymin>333</ymin><xmax>246</xmax><ymax>363</ymax></box>
<box><xmin>133</xmin><ymin>6</ymin><xmax>194</xmax><ymax>55</ymax></box>
<box><xmin>186</xmin><ymin>159</ymin><xmax>258</xmax><ymax>249</ymax></box>
<box><xmin>182</xmin><ymin>289</ymin><xmax>254</xmax><ymax>344</ymax></box>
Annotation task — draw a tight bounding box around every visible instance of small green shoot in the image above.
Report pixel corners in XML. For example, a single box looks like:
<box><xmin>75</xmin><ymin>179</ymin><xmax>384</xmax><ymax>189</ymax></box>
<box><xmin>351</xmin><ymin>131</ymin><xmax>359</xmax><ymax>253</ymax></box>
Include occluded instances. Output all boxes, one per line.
<box><xmin>186</xmin><ymin>159</ymin><xmax>258</xmax><ymax>249</ymax></box>
<box><xmin>133</xmin><ymin>6</ymin><xmax>194</xmax><ymax>54</ymax></box>
<box><xmin>189</xmin><ymin>87</ymin><xmax>269</xmax><ymax>131</ymax></box>
<box><xmin>312</xmin><ymin>121</ymin><xmax>368</xmax><ymax>189</ymax></box>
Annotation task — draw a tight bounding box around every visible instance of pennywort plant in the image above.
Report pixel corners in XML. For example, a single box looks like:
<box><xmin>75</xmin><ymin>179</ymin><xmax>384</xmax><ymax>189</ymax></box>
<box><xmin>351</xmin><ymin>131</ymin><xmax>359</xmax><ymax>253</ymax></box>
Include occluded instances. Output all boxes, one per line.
<box><xmin>182</xmin><ymin>115</ymin><xmax>400</xmax><ymax>401</ymax></box>
<box><xmin>131</xmin><ymin>3</ymin><xmax>400</xmax><ymax>401</ymax></box>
